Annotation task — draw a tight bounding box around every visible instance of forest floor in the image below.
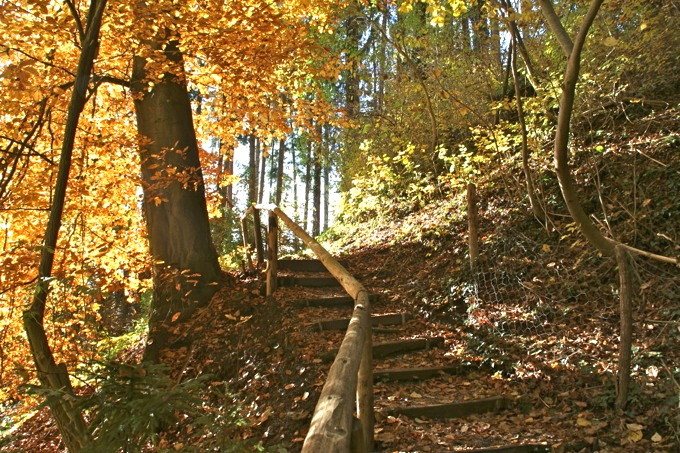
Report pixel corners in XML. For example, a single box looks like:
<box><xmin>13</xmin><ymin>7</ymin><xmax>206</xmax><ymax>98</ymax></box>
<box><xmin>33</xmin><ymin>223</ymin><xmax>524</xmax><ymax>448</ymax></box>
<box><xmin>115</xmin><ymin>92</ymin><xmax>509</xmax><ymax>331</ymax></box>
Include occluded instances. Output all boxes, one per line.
<box><xmin>3</xmin><ymin>110</ymin><xmax>679</xmax><ymax>452</ymax></box>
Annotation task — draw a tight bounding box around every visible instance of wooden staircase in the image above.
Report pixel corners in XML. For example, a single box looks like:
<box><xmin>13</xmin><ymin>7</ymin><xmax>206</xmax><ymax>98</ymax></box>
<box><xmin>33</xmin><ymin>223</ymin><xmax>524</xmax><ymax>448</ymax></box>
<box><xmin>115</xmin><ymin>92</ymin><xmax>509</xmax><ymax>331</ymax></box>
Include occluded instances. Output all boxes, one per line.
<box><xmin>280</xmin><ymin>258</ymin><xmax>552</xmax><ymax>453</ymax></box>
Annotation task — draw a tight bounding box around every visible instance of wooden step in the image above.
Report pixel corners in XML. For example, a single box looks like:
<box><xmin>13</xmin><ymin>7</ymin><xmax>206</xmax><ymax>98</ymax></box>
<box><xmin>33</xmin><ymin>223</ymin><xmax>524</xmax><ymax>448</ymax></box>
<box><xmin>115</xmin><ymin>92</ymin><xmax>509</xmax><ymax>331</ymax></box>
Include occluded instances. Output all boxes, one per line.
<box><xmin>294</xmin><ymin>294</ymin><xmax>378</xmax><ymax>309</ymax></box>
<box><xmin>322</xmin><ymin>337</ymin><xmax>445</xmax><ymax>363</ymax></box>
<box><xmin>294</xmin><ymin>296</ymin><xmax>355</xmax><ymax>308</ymax></box>
<box><xmin>373</xmin><ymin>337</ymin><xmax>445</xmax><ymax>359</ymax></box>
<box><xmin>448</xmin><ymin>444</ymin><xmax>552</xmax><ymax>453</ymax></box>
<box><xmin>311</xmin><ymin>313</ymin><xmax>410</xmax><ymax>331</ymax></box>
<box><xmin>373</xmin><ymin>365</ymin><xmax>470</xmax><ymax>382</ymax></box>
<box><xmin>278</xmin><ymin>275</ymin><xmax>340</xmax><ymax>288</ymax></box>
<box><xmin>390</xmin><ymin>395</ymin><xmax>509</xmax><ymax>419</ymax></box>
<box><xmin>277</xmin><ymin>259</ymin><xmax>347</xmax><ymax>272</ymax></box>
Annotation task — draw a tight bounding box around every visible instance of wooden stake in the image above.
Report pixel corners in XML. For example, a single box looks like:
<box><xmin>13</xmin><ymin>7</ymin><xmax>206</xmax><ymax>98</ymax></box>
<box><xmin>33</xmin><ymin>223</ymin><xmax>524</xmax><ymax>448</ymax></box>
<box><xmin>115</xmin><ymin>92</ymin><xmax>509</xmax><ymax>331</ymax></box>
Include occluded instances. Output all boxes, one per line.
<box><xmin>615</xmin><ymin>245</ymin><xmax>634</xmax><ymax>411</ymax></box>
<box><xmin>266</xmin><ymin>211</ymin><xmax>278</xmax><ymax>296</ymax></box>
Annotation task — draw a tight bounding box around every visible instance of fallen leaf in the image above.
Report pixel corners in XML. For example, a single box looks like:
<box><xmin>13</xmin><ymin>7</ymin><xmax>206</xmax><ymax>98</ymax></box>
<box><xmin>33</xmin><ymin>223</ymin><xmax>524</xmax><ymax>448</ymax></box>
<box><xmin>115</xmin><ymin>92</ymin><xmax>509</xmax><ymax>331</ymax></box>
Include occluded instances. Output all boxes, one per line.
<box><xmin>625</xmin><ymin>429</ymin><xmax>643</xmax><ymax>442</ymax></box>
<box><xmin>576</xmin><ymin>417</ymin><xmax>591</xmax><ymax>427</ymax></box>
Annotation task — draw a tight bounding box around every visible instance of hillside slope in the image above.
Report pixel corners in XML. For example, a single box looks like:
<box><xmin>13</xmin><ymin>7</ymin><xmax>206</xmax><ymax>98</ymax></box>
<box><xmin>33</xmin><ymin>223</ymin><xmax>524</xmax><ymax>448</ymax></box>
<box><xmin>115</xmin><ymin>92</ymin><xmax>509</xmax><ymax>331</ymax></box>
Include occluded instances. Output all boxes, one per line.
<box><xmin>4</xmin><ymin>108</ymin><xmax>678</xmax><ymax>452</ymax></box>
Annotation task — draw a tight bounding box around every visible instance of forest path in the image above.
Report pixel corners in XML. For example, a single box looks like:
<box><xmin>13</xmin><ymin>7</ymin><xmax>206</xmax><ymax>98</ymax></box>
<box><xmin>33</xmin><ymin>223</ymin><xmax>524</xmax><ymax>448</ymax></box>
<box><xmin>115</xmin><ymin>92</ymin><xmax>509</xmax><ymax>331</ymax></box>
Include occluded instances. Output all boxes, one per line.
<box><xmin>278</xmin><ymin>258</ymin><xmax>553</xmax><ymax>453</ymax></box>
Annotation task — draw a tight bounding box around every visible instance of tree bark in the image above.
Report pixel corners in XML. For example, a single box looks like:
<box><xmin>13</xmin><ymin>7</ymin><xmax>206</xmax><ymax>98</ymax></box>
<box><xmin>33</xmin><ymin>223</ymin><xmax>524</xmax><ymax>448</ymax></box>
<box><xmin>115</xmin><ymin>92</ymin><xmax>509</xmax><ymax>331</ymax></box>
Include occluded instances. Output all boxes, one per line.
<box><xmin>496</xmin><ymin>0</ymin><xmax>541</xmax><ymax>92</ymax></box>
<box><xmin>131</xmin><ymin>19</ymin><xmax>221</xmax><ymax>362</ymax></box>
<box><xmin>538</xmin><ymin>0</ymin><xmax>574</xmax><ymax>57</ymax></box>
<box><xmin>312</xmin><ymin>139</ymin><xmax>322</xmax><ymax>237</ymax></box>
<box><xmin>344</xmin><ymin>8</ymin><xmax>362</xmax><ymax>121</ymax></box>
<box><xmin>258</xmin><ymin>139</ymin><xmax>266</xmax><ymax>204</ymax></box>
<box><xmin>303</xmin><ymin>141</ymin><xmax>311</xmax><ymax>232</ymax></box>
<box><xmin>23</xmin><ymin>1</ymin><xmax>108</xmax><ymax>450</ymax></box>
<box><xmin>323</xmin><ymin>156</ymin><xmax>330</xmax><ymax>232</ymax></box>
<box><xmin>547</xmin><ymin>0</ymin><xmax>614</xmax><ymax>256</ymax></box>
<box><xmin>615</xmin><ymin>245</ymin><xmax>634</xmax><ymax>412</ymax></box>
<box><xmin>248</xmin><ymin>135</ymin><xmax>258</xmax><ymax>205</ymax></box>
<box><xmin>275</xmin><ymin>138</ymin><xmax>285</xmax><ymax>205</ymax></box>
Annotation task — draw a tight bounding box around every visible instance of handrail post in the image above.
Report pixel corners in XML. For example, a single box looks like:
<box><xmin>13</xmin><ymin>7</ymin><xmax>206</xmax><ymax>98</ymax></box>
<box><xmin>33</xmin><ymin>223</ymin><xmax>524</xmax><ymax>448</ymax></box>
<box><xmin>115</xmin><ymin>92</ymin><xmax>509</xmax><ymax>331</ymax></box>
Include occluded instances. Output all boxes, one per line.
<box><xmin>266</xmin><ymin>210</ymin><xmax>278</xmax><ymax>296</ymax></box>
<box><xmin>356</xmin><ymin>291</ymin><xmax>374</xmax><ymax>452</ymax></box>
<box><xmin>252</xmin><ymin>207</ymin><xmax>265</xmax><ymax>268</ymax></box>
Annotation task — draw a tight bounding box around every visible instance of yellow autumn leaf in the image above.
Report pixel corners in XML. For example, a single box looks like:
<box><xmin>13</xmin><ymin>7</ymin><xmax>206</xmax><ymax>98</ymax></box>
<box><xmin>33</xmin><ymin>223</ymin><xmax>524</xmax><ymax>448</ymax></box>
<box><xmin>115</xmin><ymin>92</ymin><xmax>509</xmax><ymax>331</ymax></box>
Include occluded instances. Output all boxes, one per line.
<box><xmin>576</xmin><ymin>417</ymin><xmax>591</xmax><ymax>427</ymax></box>
<box><xmin>604</xmin><ymin>36</ymin><xmax>618</xmax><ymax>47</ymax></box>
<box><xmin>430</xmin><ymin>15</ymin><xmax>445</xmax><ymax>27</ymax></box>
<box><xmin>398</xmin><ymin>0</ymin><xmax>414</xmax><ymax>14</ymax></box>
<box><xmin>625</xmin><ymin>429</ymin><xmax>643</xmax><ymax>442</ymax></box>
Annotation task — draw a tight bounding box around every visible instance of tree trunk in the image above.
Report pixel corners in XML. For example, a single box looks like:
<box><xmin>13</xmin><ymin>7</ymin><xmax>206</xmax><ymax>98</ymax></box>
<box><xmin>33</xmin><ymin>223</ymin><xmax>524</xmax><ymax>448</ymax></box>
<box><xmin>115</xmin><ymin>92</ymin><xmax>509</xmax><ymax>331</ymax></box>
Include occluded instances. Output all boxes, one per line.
<box><xmin>22</xmin><ymin>1</ymin><xmax>108</xmax><ymax>450</ymax></box>
<box><xmin>510</xmin><ymin>39</ymin><xmax>545</xmax><ymax>224</ymax></box>
<box><xmin>545</xmin><ymin>0</ymin><xmax>614</xmax><ymax>256</ymax></box>
<box><xmin>498</xmin><ymin>0</ymin><xmax>541</xmax><ymax>93</ymax></box>
<box><xmin>344</xmin><ymin>10</ymin><xmax>361</xmax><ymax>121</ymax></box>
<box><xmin>469</xmin><ymin>0</ymin><xmax>489</xmax><ymax>55</ymax></box>
<box><xmin>223</xmin><ymin>144</ymin><xmax>234</xmax><ymax>204</ymax></box>
<box><xmin>131</xmin><ymin>23</ymin><xmax>221</xmax><ymax>362</ymax></box>
<box><xmin>312</xmin><ymin>140</ymin><xmax>322</xmax><ymax>237</ymax></box>
<box><xmin>248</xmin><ymin>135</ymin><xmax>258</xmax><ymax>205</ymax></box>
<box><xmin>303</xmin><ymin>142</ymin><xmax>311</xmax><ymax>232</ymax></box>
<box><xmin>323</xmin><ymin>157</ymin><xmax>330</xmax><ymax>232</ymax></box>
<box><xmin>291</xmin><ymin>141</ymin><xmax>299</xmax><ymax>217</ymax></box>
<box><xmin>276</xmin><ymin>138</ymin><xmax>285</xmax><ymax>206</ymax></box>
<box><xmin>258</xmin><ymin>139</ymin><xmax>266</xmax><ymax>204</ymax></box>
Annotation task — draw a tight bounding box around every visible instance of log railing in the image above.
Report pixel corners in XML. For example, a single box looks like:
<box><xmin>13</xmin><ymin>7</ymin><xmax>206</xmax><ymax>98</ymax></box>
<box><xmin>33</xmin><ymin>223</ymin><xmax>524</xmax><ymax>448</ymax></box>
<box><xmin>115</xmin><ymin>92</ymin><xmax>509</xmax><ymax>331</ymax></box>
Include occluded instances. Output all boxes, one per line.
<box><xmin>241</xmin><ymin>204</ymin><xmax>374</xmax><ymax>452</ymax></box>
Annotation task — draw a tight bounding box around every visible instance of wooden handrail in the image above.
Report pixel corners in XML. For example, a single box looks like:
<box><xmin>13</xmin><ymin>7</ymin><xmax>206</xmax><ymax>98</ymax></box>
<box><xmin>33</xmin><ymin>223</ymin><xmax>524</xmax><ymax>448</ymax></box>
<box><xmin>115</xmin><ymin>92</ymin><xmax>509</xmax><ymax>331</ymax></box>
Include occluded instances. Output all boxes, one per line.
<box><xmin>245</xmin><ymin>204</ymin><xmax>374</xmax><ymax>452</ymax></box>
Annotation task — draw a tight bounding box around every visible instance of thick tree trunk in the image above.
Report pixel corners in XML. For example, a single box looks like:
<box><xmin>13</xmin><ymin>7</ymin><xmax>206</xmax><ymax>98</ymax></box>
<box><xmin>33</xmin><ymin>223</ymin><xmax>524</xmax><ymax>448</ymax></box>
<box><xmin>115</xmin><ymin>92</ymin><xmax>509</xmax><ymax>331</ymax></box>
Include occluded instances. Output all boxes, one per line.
<box><xmin>131</xmin><ymin>25</ymin><xmax>221</xmax><ymax>362</ymax></box>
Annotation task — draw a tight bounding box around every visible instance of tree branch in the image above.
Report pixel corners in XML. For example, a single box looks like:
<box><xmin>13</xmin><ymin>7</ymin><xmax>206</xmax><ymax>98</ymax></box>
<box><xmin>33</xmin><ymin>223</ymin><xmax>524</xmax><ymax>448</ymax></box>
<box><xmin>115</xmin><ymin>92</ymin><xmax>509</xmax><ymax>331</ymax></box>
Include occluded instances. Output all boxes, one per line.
<box><xmin>538</xmin><ymin>0</ymin><xmax>574</xmax><ymax>57</ymax></box>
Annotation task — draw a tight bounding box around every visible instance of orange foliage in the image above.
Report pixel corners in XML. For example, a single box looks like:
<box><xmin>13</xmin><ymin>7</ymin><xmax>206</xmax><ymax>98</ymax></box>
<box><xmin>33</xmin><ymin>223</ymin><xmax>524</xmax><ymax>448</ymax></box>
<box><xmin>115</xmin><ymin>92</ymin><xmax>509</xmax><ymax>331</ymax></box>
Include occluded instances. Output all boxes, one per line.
<box><xmin>0</xmin><ymin>0</ymin><xmax>347</xmax><ymax>403</ymax></box>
